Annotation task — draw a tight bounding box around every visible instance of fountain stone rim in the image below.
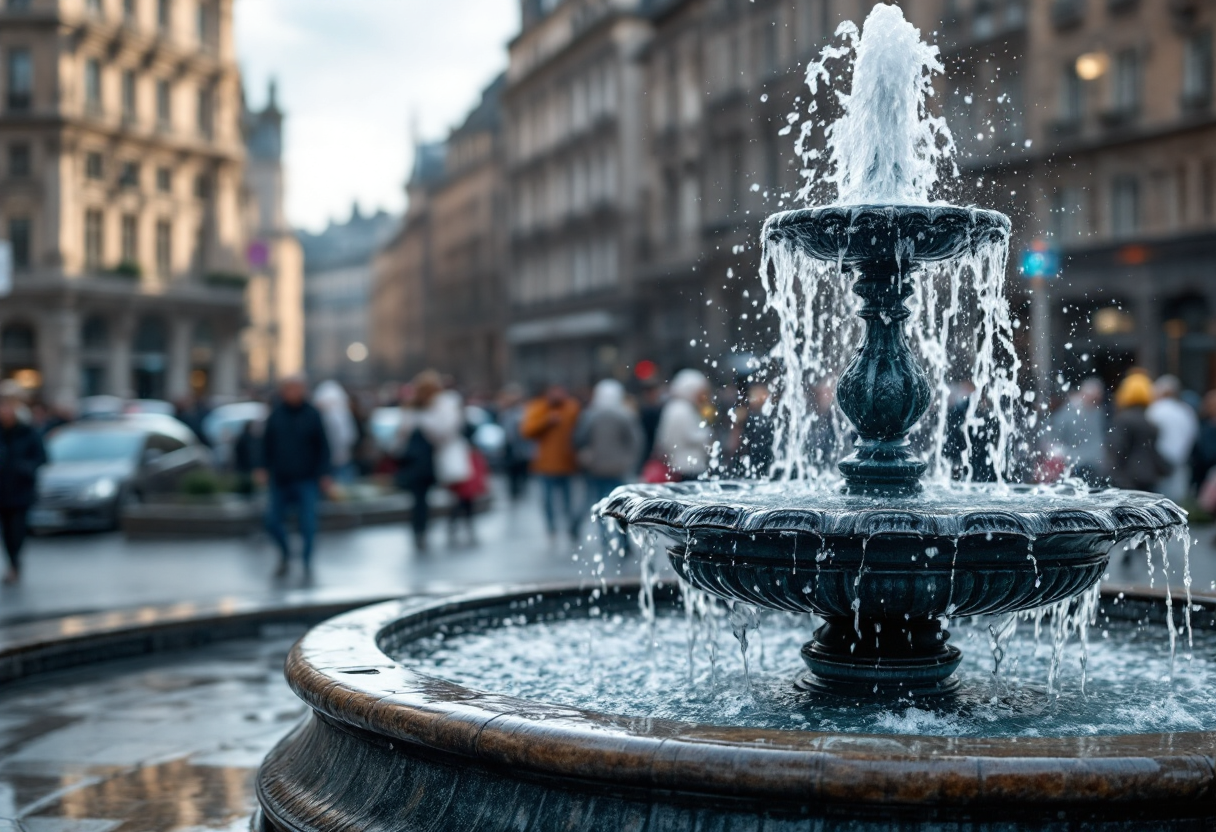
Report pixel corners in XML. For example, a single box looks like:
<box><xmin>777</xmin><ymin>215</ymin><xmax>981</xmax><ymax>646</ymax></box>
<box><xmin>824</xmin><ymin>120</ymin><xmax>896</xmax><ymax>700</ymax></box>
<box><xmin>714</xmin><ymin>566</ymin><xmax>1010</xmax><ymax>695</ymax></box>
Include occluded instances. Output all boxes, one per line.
<box><xmin>258</xmin><ymin>580</ymin><xmax>1216</xmax><ymax>824</ymax></box>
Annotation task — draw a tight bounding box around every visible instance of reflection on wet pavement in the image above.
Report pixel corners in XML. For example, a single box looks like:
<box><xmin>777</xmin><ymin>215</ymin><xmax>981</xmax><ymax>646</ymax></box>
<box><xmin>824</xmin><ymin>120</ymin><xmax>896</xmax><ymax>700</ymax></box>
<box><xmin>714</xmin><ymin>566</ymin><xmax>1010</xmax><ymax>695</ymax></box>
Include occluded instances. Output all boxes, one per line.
<box><xmin>0</xmin><ymin>630</ymin><xmax>306</xmax><ymax>831</ymax></box>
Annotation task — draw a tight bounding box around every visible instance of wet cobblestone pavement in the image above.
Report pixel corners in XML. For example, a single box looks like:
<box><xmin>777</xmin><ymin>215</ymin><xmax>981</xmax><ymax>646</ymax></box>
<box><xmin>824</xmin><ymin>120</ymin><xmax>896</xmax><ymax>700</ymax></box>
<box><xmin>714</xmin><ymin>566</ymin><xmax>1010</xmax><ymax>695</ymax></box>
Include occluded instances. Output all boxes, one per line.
<box><xmin>0</xmin><ymin>629</ymin><xmax>307</xmax><ymax>831</ymax></box>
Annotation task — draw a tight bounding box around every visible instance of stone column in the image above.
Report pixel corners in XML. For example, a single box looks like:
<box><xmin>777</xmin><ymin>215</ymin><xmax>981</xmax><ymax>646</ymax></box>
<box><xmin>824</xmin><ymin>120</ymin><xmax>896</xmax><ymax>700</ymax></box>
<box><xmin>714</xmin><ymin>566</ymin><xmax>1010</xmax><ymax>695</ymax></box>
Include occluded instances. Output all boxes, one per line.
<box><xmin>39</xmin><ymin>306</ymin><xmax>79</xmax><ymax>404</ymax></box>
<box><xmin>107</xmin><ymin>312</ymin><xmax>135</xmax><ymax>398</ymax></box>
<box><xmin>212</xmin><ymin>329</ymin><xmax>240</xmax><ymax>398</ymax></box>
<box><xmin>167</xmin><ymin>317</ymin><xmax>194</xmax><ymax>401</ymax></box>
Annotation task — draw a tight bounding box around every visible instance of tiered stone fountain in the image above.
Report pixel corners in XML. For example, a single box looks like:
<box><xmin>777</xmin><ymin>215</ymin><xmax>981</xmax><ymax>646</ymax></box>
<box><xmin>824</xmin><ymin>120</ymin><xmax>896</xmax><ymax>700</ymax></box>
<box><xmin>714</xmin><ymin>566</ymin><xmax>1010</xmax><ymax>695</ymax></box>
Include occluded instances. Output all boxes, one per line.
<box><xmin>255</xmin><ymin>6</ymin><xmax>1208</xmax><ymax>830</ymax></box>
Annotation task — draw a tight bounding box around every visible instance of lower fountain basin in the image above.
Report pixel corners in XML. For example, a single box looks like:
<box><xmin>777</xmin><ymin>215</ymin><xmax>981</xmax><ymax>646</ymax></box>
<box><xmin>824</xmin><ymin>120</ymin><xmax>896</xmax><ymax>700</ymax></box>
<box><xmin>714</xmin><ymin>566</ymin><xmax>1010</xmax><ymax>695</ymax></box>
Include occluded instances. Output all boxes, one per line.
<box><xmin>256</xmin><ymin>582</ymin><xmax>1216</xmax><ymax>831</ymax></box>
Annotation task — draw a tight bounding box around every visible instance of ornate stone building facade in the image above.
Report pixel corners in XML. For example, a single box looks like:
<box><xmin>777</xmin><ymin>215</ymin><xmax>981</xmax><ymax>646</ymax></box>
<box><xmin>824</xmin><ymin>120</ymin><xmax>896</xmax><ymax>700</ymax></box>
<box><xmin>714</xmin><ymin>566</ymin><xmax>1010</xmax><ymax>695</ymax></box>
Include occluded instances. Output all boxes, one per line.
<box><xmin>502</xmin><ymin>0</ymin><xmax>652</xmax><ymax>388</ymax></box>
<box><xmin>0</xmin><ymin>0</ymin><xmax>247</xmax><ymax>402</ymax></box>
<box><xmin>371</xmin><ymin>76</ymin><xmax>509</xmax><ymax>397</ymax></box>
<box><xmin>243</xmin><ymin>80</ymin><xmax>304</xmax><ymax>389</ymax></box>
<box><xmin>300</xmin><ymin>204</ymin><xmax>395</xmax><ymax>386</ymax></box>
<box><xmin>900</xmin><ymin>0</ymin><xmax>1216</xmax><ymax>392</ymax></box>
<box><xmin>426</xmin><ymin>75</ymin><xmax>507</xmax><ymax>396</ymax></box>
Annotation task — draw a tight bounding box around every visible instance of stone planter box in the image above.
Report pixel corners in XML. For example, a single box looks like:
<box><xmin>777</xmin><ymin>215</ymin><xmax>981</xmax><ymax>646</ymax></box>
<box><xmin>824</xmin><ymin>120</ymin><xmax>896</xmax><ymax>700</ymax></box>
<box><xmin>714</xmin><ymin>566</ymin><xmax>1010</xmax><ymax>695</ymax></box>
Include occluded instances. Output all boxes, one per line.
<box><xmin>121</xmin><ymin>491</ymin><xmax>487</xmax><ymax>539</ymax></box>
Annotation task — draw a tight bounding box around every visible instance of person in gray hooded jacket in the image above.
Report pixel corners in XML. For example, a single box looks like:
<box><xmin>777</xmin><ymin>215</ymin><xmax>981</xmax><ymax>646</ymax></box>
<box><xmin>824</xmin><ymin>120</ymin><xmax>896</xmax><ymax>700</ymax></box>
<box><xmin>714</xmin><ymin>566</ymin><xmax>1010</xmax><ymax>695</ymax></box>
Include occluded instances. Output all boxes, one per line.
<box><xmin>575</xmin><ymin>379</ymin><xmax>644</xmax><ymax>514</ymax></box>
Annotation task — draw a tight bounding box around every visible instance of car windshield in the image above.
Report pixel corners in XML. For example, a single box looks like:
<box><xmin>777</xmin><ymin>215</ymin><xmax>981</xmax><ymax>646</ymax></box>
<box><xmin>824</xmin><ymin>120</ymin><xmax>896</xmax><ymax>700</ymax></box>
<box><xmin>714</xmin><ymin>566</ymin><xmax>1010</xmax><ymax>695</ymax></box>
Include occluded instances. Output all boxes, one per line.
<box><xmin>48</xmin><ymin>430</ymin><xmax>144</xmax><ymax>463</ymax></box>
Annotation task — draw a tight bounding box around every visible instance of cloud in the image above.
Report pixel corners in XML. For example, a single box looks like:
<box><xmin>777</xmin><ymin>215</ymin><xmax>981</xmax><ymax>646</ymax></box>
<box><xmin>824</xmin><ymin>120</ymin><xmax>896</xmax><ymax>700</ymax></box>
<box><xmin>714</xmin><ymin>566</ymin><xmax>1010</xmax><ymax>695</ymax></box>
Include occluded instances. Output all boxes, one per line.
<box><xmin>236</xmin><ymin>0</ymin><xmax>519</xmax><ymax>232</ymax></box>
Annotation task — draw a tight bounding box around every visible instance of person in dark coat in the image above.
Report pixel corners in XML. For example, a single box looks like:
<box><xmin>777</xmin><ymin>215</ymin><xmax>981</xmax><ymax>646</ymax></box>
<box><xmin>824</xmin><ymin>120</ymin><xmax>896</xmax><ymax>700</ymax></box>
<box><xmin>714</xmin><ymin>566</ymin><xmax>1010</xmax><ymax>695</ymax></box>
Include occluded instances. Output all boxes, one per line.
<box><xmin>256</xmin><ymin>375</ymin><xmax>331</xmax><ymax>577</ymax></box>
<box><xmin>1190</xmin><ymin>390</ymin><xmax>1216</xmax><ymax>494</ymax></box>
<box><xmin>1107</xmin><ymin>373</ymin><xmax>1168</xmax><ymax>492</ymax></box>
<box><xmin>0</xmin><ymin>383</ymin><xmax>47</xmax><ymax>585</ymax></box>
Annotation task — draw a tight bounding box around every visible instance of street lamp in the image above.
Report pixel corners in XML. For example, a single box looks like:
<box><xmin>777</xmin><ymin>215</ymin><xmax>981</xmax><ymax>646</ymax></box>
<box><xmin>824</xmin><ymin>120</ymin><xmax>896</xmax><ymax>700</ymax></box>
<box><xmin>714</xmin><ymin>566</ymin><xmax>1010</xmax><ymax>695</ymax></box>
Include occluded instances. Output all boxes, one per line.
<box><xmin>346</xmin><ymin>342</ymin><xmax>368</xmax><ymax>363</ymax></box>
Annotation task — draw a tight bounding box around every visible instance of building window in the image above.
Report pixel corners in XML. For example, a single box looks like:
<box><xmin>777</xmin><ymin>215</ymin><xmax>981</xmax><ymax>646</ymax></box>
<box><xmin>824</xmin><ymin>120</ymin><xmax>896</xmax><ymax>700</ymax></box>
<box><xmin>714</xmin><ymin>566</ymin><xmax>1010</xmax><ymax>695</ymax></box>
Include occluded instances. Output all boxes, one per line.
<box><xmin>197</xmin><ymin>2</ymin><xmax>213</xmax><ymax>48</ymax></box>
<box><xmin>1059</xmin><ymin>63</ymin><xmax>1083</xmax><ymax>124</ymax></box>
<box><xmin>157</xmin><ymin>0</ymin><xmax>170</xmax><ymax>32</ymax></box>
<box><xmin>86</xmin><ymin>0</ymin><xmax>103</xmax><ymax>17</ymax></box>
<box><xmin>193</xmin><ymin>173</ymin><xmax>210</xmax><ymax>199</ymax></box>
<box><xmin>85</xmin><ymin>209</ymin><xmax>104</xmax><ymax>270</ymax></box>
<box><xmin>121</xmin><ymin>214</ymin><xmax>138</xmax><ymax>263</ymax></box>
<box><xmin>196</xmin><ymin>86</ymin><xmax>212</xmax><ymax>138</ymax></box>
<box><xmin>6</xmin><ymin>49</ymin><xmax>32</xmax><ymax>112</ymax></box>
<box><xmin>1111</xmin><ymin>49</ymin><xmax>1141</xmax><ymax>118</ymax></box>
<box><xmin>86</xmin><ymin>151</ymin><xmax>104</xmax><ymax>180</ymax></box>
<box><xmin>1051</xmin><ymin>186</ymin><xmax>1087</xmax><ymax>241</ymax></box>
<box><xmin>123</xmin><ymin>0</ymin><xmax>136</xmax><ymax>23</ymax></box>
<box><xmin>1183</xmin><ymin>30</ymin><xmax>1213</xmax><ymax>109</ymax></box>
<box><xmin>155</xmin><ymin>219</ymin><xmax>171</xmax><ymax>277</ymax></box>
<box><xmin>8</xmin><ymin>218</ymin><xmax>30</xmax><ymax>270</ymax></box>
<box><xmin>5</xmin><ymin>0</ymin><xmax>33</xmax><ymax>11</ymax></box>
<box><xmin>8</xmin><ymin>142</ymin><xmax>29</xmax><ymax>177</ymax></box>
<box><xmin>156</xmin><ymin>79</ymin><xmax>170</xmax><ymax>129</ymax></box>
<box><xmin>122</xmin><ymin>69</ymin><xmax>136</xmax><ymax>121</ymax></box>
<box><xmin>119</xmin><ymin>161</ymin><xmax>140</xmax><ymax>189</ymax></box>
<box><xmin>1111</xmin><ymin>175</ymin><xmax>1140</xmax><ymax>237</ymax></box>
<box><xmin>84</xmin><ymin>58</ymin><xmax>102</xmax><ymax>114</ymax></box>
<box><xmin>156</xmin><ymin>166</ymin><xmax>172</xmax><ymax>193</ymax></box>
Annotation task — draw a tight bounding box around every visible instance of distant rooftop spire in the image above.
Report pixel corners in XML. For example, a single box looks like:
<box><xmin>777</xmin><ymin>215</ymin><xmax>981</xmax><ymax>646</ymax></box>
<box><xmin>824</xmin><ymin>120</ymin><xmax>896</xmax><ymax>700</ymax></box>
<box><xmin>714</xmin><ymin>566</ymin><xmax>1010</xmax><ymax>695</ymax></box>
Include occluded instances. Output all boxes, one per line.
<box><xmin>267</xmin><ymin>77</ymin><xmax>279</xmax><ymax>112</ymax></box>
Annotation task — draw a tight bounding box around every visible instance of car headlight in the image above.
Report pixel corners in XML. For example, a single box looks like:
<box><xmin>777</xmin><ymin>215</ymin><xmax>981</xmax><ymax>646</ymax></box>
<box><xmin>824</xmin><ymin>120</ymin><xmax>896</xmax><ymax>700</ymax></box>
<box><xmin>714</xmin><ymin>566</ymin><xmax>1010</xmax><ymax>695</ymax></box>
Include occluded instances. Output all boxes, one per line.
<box><xmin>79</xmin><ymin>477</ymin><xmax>119</xmax><ymax>502</ymax></box>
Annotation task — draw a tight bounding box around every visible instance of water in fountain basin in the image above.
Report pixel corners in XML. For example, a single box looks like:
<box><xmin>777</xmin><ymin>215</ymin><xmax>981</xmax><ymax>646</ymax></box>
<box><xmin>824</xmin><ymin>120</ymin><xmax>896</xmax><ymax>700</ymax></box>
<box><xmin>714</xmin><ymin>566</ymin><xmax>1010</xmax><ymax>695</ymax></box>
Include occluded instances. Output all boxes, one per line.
<box><xmin>395</xmin><ymin>597</ymin><xmax>1216</xmax><ymax>738</ymax></box>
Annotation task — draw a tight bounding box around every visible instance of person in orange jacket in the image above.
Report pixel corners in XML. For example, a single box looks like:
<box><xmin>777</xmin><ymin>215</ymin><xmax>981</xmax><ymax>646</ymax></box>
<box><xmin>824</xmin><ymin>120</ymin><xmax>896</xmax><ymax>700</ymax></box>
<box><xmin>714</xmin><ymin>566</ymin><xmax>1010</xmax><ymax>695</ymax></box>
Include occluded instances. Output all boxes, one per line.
<box><xmin>520</xmin><ymin>384</ymin><xmax>582</xmax><ymax>543</ymax></box>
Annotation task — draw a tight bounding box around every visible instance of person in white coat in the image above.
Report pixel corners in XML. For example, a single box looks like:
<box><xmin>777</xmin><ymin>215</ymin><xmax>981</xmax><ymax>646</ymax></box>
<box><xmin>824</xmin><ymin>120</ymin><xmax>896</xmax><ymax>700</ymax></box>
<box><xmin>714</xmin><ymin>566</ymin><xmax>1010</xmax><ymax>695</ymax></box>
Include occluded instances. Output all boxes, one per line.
<box><xmin>654</xmin><ymin>369</ymin><xmax>712</xmax><ymax>481</ymax></box>
<box><xmin>313</xmin><ymin>380</ymin><xmax>358</xmax><ymax>483</ymax></box>
<box><xmin>395</xmin><ymin>371</ymin><xmax>471</xmax><ymax>552</ymax></box>
<box><xmin>1146</xmin><ymin>374</ymin><xmax>1198</xmax><ymax>502</ymax></box>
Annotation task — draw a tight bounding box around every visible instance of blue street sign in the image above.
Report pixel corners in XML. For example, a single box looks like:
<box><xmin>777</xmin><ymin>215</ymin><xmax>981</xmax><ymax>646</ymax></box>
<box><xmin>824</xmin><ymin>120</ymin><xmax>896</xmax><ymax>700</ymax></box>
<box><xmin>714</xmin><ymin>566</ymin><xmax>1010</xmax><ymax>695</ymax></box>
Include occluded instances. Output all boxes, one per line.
<box><xmin>1020</xmin><ymin>247</ymin><xmax>1060</xmax><ymax>278</ymax></box>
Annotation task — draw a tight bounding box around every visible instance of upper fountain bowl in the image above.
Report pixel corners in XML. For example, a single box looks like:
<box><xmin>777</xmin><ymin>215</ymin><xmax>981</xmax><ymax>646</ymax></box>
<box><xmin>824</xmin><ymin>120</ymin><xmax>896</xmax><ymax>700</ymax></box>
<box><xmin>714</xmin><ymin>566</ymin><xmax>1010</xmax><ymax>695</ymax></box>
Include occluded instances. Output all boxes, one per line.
<box><xmin>763</xmin><ymin>204</ymin><xmax>1010</xmax><ymax>266</ymax></box>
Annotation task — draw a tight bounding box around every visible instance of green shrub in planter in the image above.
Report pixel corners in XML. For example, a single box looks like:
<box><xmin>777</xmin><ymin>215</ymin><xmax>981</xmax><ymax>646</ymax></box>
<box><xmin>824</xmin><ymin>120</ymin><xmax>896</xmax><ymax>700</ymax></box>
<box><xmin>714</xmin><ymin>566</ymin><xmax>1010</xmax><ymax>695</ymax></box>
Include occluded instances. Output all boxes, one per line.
<box><xmin>110</xmin><ymin>261</ymin><xmax>142</xmax><ymax>279</ymax></box>
<box><xmin>181</xmin><ymin>469</ymin><xmax>225</xmax><ymax>496</ymax></box>
<box><xmin>204</xmin><ymin>271</ymin><xmax>250</xmax><ymax>290</ymax></box>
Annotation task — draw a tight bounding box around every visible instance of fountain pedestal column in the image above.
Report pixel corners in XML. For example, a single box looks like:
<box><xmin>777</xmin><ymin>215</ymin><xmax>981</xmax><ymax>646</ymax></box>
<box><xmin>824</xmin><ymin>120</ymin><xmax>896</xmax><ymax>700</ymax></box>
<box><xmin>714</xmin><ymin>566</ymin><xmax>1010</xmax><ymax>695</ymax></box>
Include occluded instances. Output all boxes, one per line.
<box><xmin>799</xmin><ymin>616</ymin><xmax>961</xmax><ymax>698</ymax></box>
<box><xmin>836</xmin><ymin>260</ymin><xmax>931</xmax><ymax>495</ymax></box>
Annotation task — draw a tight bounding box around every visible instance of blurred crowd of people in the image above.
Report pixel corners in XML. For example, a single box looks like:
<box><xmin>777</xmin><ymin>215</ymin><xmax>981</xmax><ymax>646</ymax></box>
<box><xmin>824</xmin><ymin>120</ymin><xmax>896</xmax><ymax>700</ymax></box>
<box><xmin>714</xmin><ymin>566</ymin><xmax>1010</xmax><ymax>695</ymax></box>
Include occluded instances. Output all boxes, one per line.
<box><xmin>3</xmin><ymin>356</ymin><xmax>1214</xmax><ymax>582</ymax></box>
<box><xmin>1040</xmin><ymin>369</ymin><xmax>1216</xmax><ymax>512</ymax></box>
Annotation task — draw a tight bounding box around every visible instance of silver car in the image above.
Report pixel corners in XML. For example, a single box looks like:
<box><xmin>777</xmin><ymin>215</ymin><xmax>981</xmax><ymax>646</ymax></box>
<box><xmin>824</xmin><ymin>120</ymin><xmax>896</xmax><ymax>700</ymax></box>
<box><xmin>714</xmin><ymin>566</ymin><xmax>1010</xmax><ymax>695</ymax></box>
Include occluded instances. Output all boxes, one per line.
<box><xmin>31</xmin><ymin>415</ymin><xmax>211</xmax><ymax>532</ymax></box>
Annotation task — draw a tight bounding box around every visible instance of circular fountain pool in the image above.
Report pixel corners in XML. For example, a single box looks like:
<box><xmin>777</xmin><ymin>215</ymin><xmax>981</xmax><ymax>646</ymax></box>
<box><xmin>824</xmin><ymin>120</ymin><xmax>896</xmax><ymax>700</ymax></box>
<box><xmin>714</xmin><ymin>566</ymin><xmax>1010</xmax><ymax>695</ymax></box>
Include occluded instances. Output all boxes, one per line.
<box><xmin>256</xmin><ymin>581</ymin><xmax>1216</xmax><ymax>831</ymax></box>
<box><xmin>394</xmin><ymin>597</ymin><xmax>1216</xmax><ymax>738</ymax></box>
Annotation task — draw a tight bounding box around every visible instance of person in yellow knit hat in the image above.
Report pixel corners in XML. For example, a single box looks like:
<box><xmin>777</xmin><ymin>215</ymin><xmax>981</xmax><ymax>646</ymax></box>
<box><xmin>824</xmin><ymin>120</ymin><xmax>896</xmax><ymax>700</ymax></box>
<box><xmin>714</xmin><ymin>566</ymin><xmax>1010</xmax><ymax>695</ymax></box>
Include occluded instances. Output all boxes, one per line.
<box><xmin>1107</xmin><ymin>372</ymin><xmax>1168</xmax><ymax>491</ymax></box>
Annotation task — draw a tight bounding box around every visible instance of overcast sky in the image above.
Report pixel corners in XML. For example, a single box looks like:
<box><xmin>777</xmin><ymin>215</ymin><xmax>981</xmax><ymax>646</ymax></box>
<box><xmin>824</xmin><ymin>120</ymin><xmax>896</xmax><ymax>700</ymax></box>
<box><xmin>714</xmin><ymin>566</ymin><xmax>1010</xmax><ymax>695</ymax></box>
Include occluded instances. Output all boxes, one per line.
<box><xmin>235</xmin><ymin>1</ymin><xmax>520</xmax><ymax>233</ymax></box>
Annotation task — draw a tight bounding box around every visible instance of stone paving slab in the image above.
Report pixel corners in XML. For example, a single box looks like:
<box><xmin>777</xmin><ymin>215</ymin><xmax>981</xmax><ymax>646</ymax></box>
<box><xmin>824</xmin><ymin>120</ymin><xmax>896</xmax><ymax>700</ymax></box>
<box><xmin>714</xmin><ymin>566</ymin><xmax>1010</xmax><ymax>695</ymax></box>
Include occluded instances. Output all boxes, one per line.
<box><xmin>0</xmin><ymin>634</ymin><xmax>304</xmax><ymax>832</ymax></box>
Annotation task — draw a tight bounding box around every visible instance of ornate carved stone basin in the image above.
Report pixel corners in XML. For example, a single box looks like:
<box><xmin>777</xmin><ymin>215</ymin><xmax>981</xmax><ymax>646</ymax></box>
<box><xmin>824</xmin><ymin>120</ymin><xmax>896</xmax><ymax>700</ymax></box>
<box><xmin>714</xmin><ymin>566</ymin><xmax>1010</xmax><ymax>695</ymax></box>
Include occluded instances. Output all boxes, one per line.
<box><xmin>762</xmin><ymin>204</ymin><xmax>1011</xmax><ymax>266</ymax></box>
<box><xmin>600</xmin><ymin>482</ymin><xmax>1185</xmax><ymax>696</ymax></box>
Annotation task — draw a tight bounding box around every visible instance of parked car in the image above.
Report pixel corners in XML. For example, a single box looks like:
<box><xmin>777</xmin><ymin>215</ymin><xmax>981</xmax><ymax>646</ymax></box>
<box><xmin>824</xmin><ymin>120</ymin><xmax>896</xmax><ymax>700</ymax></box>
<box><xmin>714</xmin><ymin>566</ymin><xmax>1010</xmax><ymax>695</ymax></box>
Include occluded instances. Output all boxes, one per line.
<box><xmin>31</xmin><ymin>415</ymin><xmax>212</xmax><ymax>532</ymax></box>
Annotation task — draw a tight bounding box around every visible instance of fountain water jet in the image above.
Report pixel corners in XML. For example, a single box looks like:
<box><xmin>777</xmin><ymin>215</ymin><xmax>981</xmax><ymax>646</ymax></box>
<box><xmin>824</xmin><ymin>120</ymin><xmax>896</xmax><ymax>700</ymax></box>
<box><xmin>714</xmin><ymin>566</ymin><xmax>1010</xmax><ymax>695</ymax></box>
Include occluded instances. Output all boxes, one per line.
<box><xmin>602</xmin><ymin>4</ymin><xmax>1185</xmax><ymax>699</ymax></box>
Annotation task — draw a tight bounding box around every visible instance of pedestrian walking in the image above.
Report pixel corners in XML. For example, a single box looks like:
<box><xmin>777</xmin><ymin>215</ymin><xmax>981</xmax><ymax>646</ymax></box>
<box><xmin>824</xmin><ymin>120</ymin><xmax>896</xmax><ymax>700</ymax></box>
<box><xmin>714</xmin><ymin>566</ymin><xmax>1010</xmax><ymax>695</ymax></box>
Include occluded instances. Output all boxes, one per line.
<box><xmin>728</xmin><ymin>382</ymin><xmax>775</xmax><ymax>477</ymax></box>
<box><xmin>1046</xmin><ymin>377</ymin><xmax>1108</xmax><ymax>487</ymax></box>
<box><xmin>257</xmin><ymin>375</ymin><xmax>332</xmax><ymax>577</ymax></box>
<box><xmin>652</xmin><ymin>369</ymin><xmax>712</xmax><ymax>482</ymax></box>
<box><xmin>0</xmin><ymin>382</ymin><xmax>46</xmax><ymax>585</ymax></box>
<box><xmin>497</xmin><ymin>385</ymin><xmax>535</xmax><ymax>501</ymax></box>
<box><xmin>1191</xmin><ymin>391</ymin><xmax>1216</xmax><ymax>498</ymax></box>
<box><xmin>395</xmin><ymin>371</ymin><xmax>471</xmax><ymax>552</ymax></box>
<box><xmin>521</xmin><ymin>384</ymin><xmax>582</xmax><ymax>544</ymax></box>
<box><xmin>1108</xmin><ymin>373</ymin><xmax>1169</xmax><ymax>492</ymax></box>
<box><xmin>314</xmin><ymin>380</ymin><xmax>359</xmax><ymax>484</ymax></box>
<box><xmin>576</xmin><ymin>379</ymin><xmax>644</xmax><ymax>509</ymax></box>
<box><xmin>1146</xmin><ymin>375</ymin><xmax>1198</xmax><ymax>502</ymax></box>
